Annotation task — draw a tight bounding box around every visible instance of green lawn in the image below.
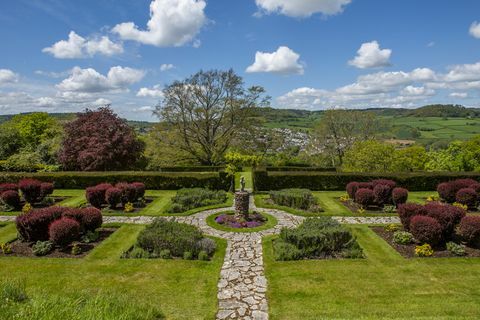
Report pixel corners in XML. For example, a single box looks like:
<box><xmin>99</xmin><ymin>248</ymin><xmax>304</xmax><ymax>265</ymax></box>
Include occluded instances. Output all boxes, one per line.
<box><xmin>255</xmin><ymin>191</ymin><xmax>436</xmax><ymax>217</ymax></box>
<box><xmin>264</xmin><ymin>225</ymin><xmax>480</xmax><ymax>319</ymax></box>
<box><xmin>0</xmin><ymin>223</ymin><xmax>227</xmax><ymax>320</ymax></box>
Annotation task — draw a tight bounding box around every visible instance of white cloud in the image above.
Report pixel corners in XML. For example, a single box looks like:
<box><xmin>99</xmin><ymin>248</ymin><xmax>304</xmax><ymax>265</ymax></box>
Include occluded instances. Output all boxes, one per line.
<box><xmin>277</xmin><ymin>67</ymin><xmax>438</xmax><ymax>110</ymax></box>
<box><xmin>0</xmin><ymin>69</ymin><xmax>19</xmax><ymax>85</ymax></box>
<box><xmin>137</xmin><ymin>85</ymin><xmax>164</xmax><ymax>98</ymax></box>
<box><xmin>112</xmin><ymin>0</ymin><xmax>206</xmax><ymax>47</ymax></box>
<box><xmin>443</xmin><ymin>61</ymin><xmax>480</xmax><ymax>82</ymax></box>
<box><xmin>255</xmin><ymin>0</ymin><xmax>351</xmax><ymax>18</ymax></box>
<box><xmin>43</xmin><ymin>31</ymin><xmax>123</xmax><ymax>59</ymax></box>
<box><xmin>469</xmin><ymin>21</ymin><xmax>480</xmax><ymax>39</ymax></box>
<box><xmin>246</xmin><ymin>46</ymin><xmax>304</xmax><ymax>75</ymax></box>
<box><xmin>57</xmin><ymin>66</ymin><xmax>145</xmax><ymax>93</ymax></box>
<box><xmin>400</xmin><ymin>86</ymin><xmax>435</xmax><ymax>96</ymax></box>
<box><xmin>450</xmin><ymin>92</ymin><xmax>468</xmax><ymax>99</ymax></box>
<box><xmin>348</xmin><ymin>41</ymin><xmax>392</xmax><ymax>69</ymax></box>
<box><xmin>160</xmin><ymin>64</ymin><xmax>175</xmax><ymax>71</ymax></box>
<box><xmin>134</xmin><ymin>106</ymin><xmax>156</xmax><ymax>112</ymax></box>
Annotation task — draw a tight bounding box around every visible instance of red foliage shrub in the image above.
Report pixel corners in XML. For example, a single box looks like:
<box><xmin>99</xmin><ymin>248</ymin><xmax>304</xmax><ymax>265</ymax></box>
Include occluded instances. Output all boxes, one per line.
<box><xmin>105</xmin><ymin>187</ymin><xmax>122</xmax><ymax>209</ymax></box>
<box><xmin>346</xmin><ymin>182</ymin><xmax>359</xmax><ymax>199</ymax></box>
<box><xmin>18</xmin><ymin>178</ymin><xmax>42</xmax><ymax>204</ymax></box>
<box><xmin>373</xmin><ymin>184</ymin><xmax>392</xmax><ymax>206</ymax></box>
<box><xmin>86</xmin><ymin>186</ymin><xmax>104</xmax><ymax>208</ymax></box>
<box><xmin>49</xmin><ymin>217</ymin><xmax>80</xmax><ymax>246</ymax></box>
<box><xmin>392</xmin><ymin>187</ymin><xmax>408</xmax><ymax>206</ymax></box>
<box><xmin>456</xmin><ymin>188</ymin><xmax>478</xmax><ymax>209</ymax></box>
<box><xmin>62</xmin><ymin>208</ymin><xmax>84</xmax><ymax>224</ymax></box>
<box><xmin>58</xmin><ymin>107</ymin><xmax>145</xmax><ymax>171</ymax></box>
<box><xmin>371</xmin><ymin>179</ymin><xmax>396</xmax><ymax>189</ymax></box>
<box><xmin>0</xmin><ymin>190</ymin><xmax>21</xmax><ymax>209</ymax></box>
<box><xmin>115</xmin><ymin>183</ymin><xmax>137</xmax><ymax>204</ymax></box>
<box><xmin>458</xmin><ymin>216</ymin><xmax>480</xmax><ymax>245</ymax></box>
<box><xmin>40</xmin><ymin>182</ymin><xmax>54</xmax><ymax>198</ymax></box>
<box><xmin>437</xmin><ymin>182</ymin><xmax>456</xmax><ymax>203</ymax></box>
<box><xmin>424</xmin><ymin>202</ymin><xmax>466</xmax><ymax>240</ymax></box>
<box><xmin>81</xmin><ymin>208</ymin><xmax>103</xmax><ymax>231</ymax></box>
<box><xmin>470</xmin><ymin>183</ymin><xmax>480</xmax><ymax>194</ymax></box>
<box><xmin>95</xmin><ymin>183</ymin><xmax>113</xmax><ymax>197</ymax></box>
<box><xmin>0</xmin><ymin>183</ymin><xmax>18</xmax><ymax>194</ymax></box>
<box><xmin>355</xmin><ymin>188</ymin><xmax>374</xmax><ymax>208</ymax></box>
<box><xmin>410</xmin><ymin>215</ymin><xmax>443</xmax><ymax>245</ymax></box>
<box><xmin>397</xmin><ymin>203</ymin><xmax>427</xmax><ymax>231</ymax></box>
<box><xmin>437</xmin><ymin>179</ymin><xmax>480</xmax><ymax>203</ymax></box>
<box><xmin>357</xmin><ymin>182</ymin><xmax>373</xmax><ymax>190</ymax></box>
<box><xmin>15</xmin><ymin>207</ymin><xmax>64</xmax><ymax>241</ymax></box>
<box><xmin>131</xmin><ymin>182</ymin><xmax>146</xmax><ymax>199</ymax></box>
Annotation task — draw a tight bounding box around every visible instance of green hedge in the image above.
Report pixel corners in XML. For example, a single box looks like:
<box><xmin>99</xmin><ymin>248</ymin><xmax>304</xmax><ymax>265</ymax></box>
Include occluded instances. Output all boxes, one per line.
<box><xmin>253</xmin><ymin>170</ymin><xmax>480</xmax><ymax>191</ymax></box>
<box><xmin>156</xmin><ymin>166</ymin><xmax>231</xmax><ymax>172</ymax></box>
<box><xmin>264</xmin><ymin>166</ymin><xmax>336</xmax><ymax>172</ymax></box>
<box><xmin>0</xmin><ymin>171</ymin><xmax>231</xmax><ymax>190</ymax></box>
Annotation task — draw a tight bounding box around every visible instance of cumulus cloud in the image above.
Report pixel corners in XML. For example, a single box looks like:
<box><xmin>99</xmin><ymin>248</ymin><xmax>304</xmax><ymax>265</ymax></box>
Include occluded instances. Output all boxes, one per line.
<box><xmin>112</xmin><ymin>0</ymin><xmax>206</xmax><ymax>47</ymax></box>
<box><xmin>246</xmin><ymin>46</ymin><xmax>304</xmax><ymax>75</ymax></box>
<box><xmin>133</xmin><ymin>106</ymin><xmax>156</xmax><ymax>112</ymax></box>
<box><xmin>43</xmin><ymin>31</ymin><xmax>123</xmax><ymax>59</ymax></box>
<box><xmin>277</xmin><ymin>67</ymin><xmax>438</xmax><ymax>110</ymax></box>
<box><xmin>450</xmin><ymin>92</ymin><xmax>468</xmax><ymax>99</ymax></box>
<box><xmin>160</xmin><ymin>64</ymin><xmax>175</xmax><ymax>71</ymax></box>
<box><xmin>348</xmin><ymin>41</ymin><xmax>392</xmax><ymax>69</ymax></box>
<box><xmin>255</xmin><ymin>0</ymin><xmax>351</xmax><ymax>18</ymax></box>
<box><xmin>469</xmin><ymin>21</ymin><xmax>480</xmax><ymax>39</ymax></box>
<box><xmin>0</xmin><ymin>69</ymin><xmax>19</xmax><ymax>85</ymax></box>
<box><xmin>137</xmin><ymin>85</ymin><xmax>164</xmax><ymax>98</ymax></box>
<box><xmin>56</xmin><ymin>66</ymin><xmax>145</xmax><ymax>93</ymax></box>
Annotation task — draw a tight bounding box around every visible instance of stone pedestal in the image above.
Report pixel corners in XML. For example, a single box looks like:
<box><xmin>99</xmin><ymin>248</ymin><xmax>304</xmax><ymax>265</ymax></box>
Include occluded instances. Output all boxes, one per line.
<box><xmin>234</xmin><ymin>191</ymin><xmax>250</xmax><ymax>219</ymax></box>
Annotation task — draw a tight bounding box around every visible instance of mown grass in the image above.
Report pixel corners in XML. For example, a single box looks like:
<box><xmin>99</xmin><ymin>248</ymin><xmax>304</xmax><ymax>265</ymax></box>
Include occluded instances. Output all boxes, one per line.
<box><xmin>264</xmin><ymin>225</ymin><xmax>480</xmax><ymax>319</ymax></box>
<box><xmin>254</xmin><ymin>191</ymin><xmax>435</xmax><ymax>217</ymax></box>
<box><xmin>0</xmin><ymin>223</ymin><xmax>226</xmax><ymax>320</ymax></box>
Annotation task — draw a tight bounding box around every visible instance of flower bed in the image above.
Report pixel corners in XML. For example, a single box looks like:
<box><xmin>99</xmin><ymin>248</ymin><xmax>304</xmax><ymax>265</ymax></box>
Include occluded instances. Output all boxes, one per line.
<box><xmin>1</xmin><ymin>206</ymin><xmax>110</xmax><ymax>258</ymax></box>
<box><xmin>123</xmin><ymin>218</ymin><xmax>216</xmax><ymax>260</ymax></box>
<box><xmin>437</xmin><ymin>179</ymin><xmax>480</xmax><ymax>211</ymax></box>
<box><xmin>85</xmin><ymin>182</ymin><xmax>150</xmax><ymax>213</ymax></box>
<box><xmin>167</xmin><ymin>188</ymin><xmax>227</xmax><ymax>213</ymax></box>
<box><xmin>273</xmin><ymin>217</ymin><xmax>364</xmax><ymax>260</ymax></box>
<box><xmin>0</xmin><ymin>179</ymin><xmax>62</xmax><ymax>212</ymax></box>
<box><xmin>267</xmin><ymin>189</ymin><xmax>322</xmax><ymax>213</ymax></box>
<box><xmin>342</xmin><ymin>180</ymin><xmax>408</xmax><ymax>214</ymax></box>
<box><xmin>372</xmin><ymin>201</ymin><xmax>480</xmax><ymax>257</ymax></box>
<box><xmin>206</xmin><ymin>211</ymin><xmax>277</xmax><ymax>232</ymax></box>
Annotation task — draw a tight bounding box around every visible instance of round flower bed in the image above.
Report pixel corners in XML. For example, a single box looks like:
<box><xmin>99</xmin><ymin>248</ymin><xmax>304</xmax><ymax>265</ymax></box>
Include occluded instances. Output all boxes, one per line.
<box><xmin>207</xmin><ymin>211</ymin><xmax>277</xmax><ymax>232</ymax></box>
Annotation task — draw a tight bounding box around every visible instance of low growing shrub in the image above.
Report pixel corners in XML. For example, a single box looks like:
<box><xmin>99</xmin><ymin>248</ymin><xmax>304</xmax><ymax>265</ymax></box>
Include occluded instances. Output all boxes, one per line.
<box><xmin>424</xmin><ymin>202</ymin><xmax>465</xmax><ymax>240</ymax></box>
<box><xmin>136</xmin><ymin>218</ymin><xmax>213</xmax><ymax>259</ymax></box>
<box><xmin>346</xmin><ymin>182</ymin><xmax>360</xmax><ymax>199</ymax></box>
<box><xmin>446</xmin><ymin>241</ymin><xmax>466</xmax><ymax>256</ymax></box>
<box><xmin>0</xmin><ymin>183</ymin><xmax>18</xmax><ymax>194</ymax></box>
<box><xmin>32</xmin><ymin>240</ymin><xmax>53</xmax><ymax>256</ymax></box>
<box><xmin>273</xmin><ymin>240</ymin><xmax>303</xmax><ymax>261</ymax></box>
<box><xmin>86</xmin><ymin>187</ymin><xmax>104</xmax><ymax>209</ymax></box>
<box><xmin>397</xmin><ymin>203</ymin><xmax>427</xmax><ymax>231</ymax></box>
<box><xmin>198</xmin><ymin>250</ymin><xmax>209</xmax><ymax>261</ymax></box>
<box><xmin>415</xmin><ymin>243</ymin><xmax>433</xmax><ymax>257</ymax></box>
<box><xmin>40</xmin><ymin>182</ymin><xmax>54</xmax><ymax>198</ymax></box>
<box><xmin>373</xmin><ymin>184</ymin><xmax>393</xmax><ymax>206</ymax></box>
<box><xmin>269</xmin><ymin>189</ymin><xmax>320</xmax><ymax>211</ymax></box>
<box><xmin>277</xmin><ymin>217</ymin><xmax>363</xmax><ymax>260</ymax></box>
<box><xmin>129</xmin><ymin>246</ymin><xmax>150</xmax><ymax>259</ymax></box>
<box><xmin>437</xmin><ymin>179</ymin><xmax>479</xmax><ymax>204</ymax></box>
<box><xmin>168</xmin><ymin>188</ymin><xmax>227</xmax><ymax>213</ymax></box>
<box><xmin>131</xmin><ymin>182</ymin><xmax>146</xmax><ymax>199</ymax></box>
<box><xmin>393</xmin><ymin>231</ymin><xmax>414</xmax><ymax>245</ymax></box>
<box><xmin>105</xmin><ymin>187</ymin><xmax>122</xmax><ymax>209</ymax></box>
<box><xmin>16</xmin><ymin>207</ymin><xmax>64</xmax><ymax>241</ymax></box>
<box><xmin>116</xmin><ymin>183</ymin><xmax>137</xmax><ymax>205</ymax></box>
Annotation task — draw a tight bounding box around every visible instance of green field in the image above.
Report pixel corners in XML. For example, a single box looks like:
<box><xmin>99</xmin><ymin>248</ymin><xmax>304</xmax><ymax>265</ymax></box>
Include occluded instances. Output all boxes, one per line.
<box><xmin>0</xmin><ymin>224</ymin><xmax>226</xmax><ymax>319</ymax></box>
<box><xmin>264</xmin><ymin>226</ymin><xmax>480</xmax><ymax>319</ymax></box>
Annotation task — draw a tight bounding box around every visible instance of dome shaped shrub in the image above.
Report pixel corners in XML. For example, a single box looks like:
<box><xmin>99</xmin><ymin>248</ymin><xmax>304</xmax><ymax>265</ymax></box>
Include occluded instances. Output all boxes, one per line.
<box><xmin>397</xmin><ymin>203</ymin><xmax>426</xmax><ymax>231</ymax></box>
<box><xmin>424</xmin><ymin>202</ymin><xmax>465</xmax><ymax>240</ymax></box>
<box><xmin>40</xmin><ymin>182</ymin><xmax>54</xmax><ymax>198</ymax></box>
<box><xmin>49</xmin><ymin>217</ymin><xmax>80</xmax><ymax>246</ymax></box>
<box><xmin>410</xmin><ymin>215</ymin><xmax>443</xmax><ymax>246</ymax></box>
<box><xmin>81</xmin><ymin>207</ymin><xmax>103</xmax><ymax>231</ymax></box>
<box><xmin>131</xmin><ymin>182</ymin><xmax>146</xmax><ymax>199</ymax></box>
<box><xmin>18</xmin><ymin>178</ymin><xmax>42</xmax><ymax>204</ymax></box>
<box><xmin>456</xmin><ymin>188</ymin><xmax>478</xmax><ymax>209</ymax></box>
<box><xmin>106</xmin><ymin>187</ymin><xmax>122</xmax><ymax>209</ymax></box>
<box><xmin>458</xmin><ymin>216</ymin><xmax>480</xmax><ymax>245</ymax></box>
<box><xmin>86</xmin><ymin>186</ymin><xmax>104</xmax><ymax>209</ymax></box>
<box><xmin>16</xmin><ymin>207</ymin><xmax>64</xmax><ymax>241</ymax></box>
<box><xmin>1</xmin><ymin>190</ymin><xmax>21</xmax><ymax>209</ymax></box>
<box><xmin>0</xmin><ymin>183</ymin><xmax>18</xmax><ymax>194</ymax></box>
<box><xmin>392</xmin><ymin>187</ymin><xmax>408</xmax><ymax>206</ymax></box>
<box><xmin>355</xmin><ymin>188</ymin><xmax>374</xmax><ymax>208</ymax></box>
<box><xmin>346</xmin><ymin>182</ymin><xmax>359</xmax><ymax>200</ymax></box>
<box><xmin>373</xmin><ymin>184</ymin><xmax>392</xmax><ymax>206</ymax></box>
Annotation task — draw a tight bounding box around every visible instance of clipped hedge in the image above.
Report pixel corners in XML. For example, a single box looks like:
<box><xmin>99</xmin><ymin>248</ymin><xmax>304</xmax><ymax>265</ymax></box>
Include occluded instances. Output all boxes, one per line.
<box><xmin>253</xmin><ymin>170</ymin><xmax>480</xmax><ymax>191</ymax></box>
<box><xmin>263</xmin><ymin>166</ymin><xmax>336</xmax><ymax>172</ymax></box>
<box><xmin>0</xmin><ymin>171</ymin><xmax>231</xmax><ymax>190</ymax></box>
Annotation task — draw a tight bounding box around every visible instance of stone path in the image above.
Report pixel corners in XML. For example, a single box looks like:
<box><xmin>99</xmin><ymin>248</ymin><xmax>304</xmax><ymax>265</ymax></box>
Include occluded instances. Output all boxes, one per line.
<box><xmin>0</xmin><ymin>198</ymin><xmax>400</xmax><ymax>320</ymax></box>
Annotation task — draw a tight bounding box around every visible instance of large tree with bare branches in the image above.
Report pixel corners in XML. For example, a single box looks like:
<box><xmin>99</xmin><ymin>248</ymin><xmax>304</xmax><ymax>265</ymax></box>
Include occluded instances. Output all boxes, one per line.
<box><xmin>155</xmin><ymin>69</ymin><xmax>269</xmax><ymax>165</ymax></box>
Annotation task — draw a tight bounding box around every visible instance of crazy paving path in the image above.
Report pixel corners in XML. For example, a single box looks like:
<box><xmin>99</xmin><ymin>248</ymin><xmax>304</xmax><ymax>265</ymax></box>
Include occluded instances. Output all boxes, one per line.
<box><xmin>0</xmin><ymin>198</ymin><xmax>400</xmax><ymax>320</ymax></box>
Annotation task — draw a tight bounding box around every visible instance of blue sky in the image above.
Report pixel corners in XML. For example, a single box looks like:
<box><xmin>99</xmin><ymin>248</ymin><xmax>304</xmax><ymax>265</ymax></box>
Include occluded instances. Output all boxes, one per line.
<box><xmin>0</xmin><ymin>0</ymin><xmax>479</xmax><ymax>121</ymax></box>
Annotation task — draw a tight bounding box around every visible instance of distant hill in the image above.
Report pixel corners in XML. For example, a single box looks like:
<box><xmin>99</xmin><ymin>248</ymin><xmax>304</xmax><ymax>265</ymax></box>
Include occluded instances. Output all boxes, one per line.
<box><xmin>406</xmin><ymin>104</ymin><xmax>480</xmax><ymax>118</ymax></box>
